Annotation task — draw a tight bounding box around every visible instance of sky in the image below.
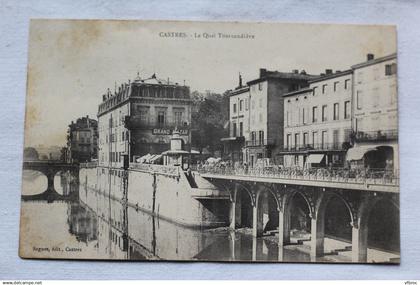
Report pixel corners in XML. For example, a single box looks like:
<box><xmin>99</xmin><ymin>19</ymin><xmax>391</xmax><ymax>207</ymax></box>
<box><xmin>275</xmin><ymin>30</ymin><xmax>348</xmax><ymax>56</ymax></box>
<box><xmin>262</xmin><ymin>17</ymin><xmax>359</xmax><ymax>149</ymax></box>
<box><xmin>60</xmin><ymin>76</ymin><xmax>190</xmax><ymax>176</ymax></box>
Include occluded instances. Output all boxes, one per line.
<box><xmin>24</xmin><ymin>20</ymin><xmax>396</xmax><ymax>148</ymax></box>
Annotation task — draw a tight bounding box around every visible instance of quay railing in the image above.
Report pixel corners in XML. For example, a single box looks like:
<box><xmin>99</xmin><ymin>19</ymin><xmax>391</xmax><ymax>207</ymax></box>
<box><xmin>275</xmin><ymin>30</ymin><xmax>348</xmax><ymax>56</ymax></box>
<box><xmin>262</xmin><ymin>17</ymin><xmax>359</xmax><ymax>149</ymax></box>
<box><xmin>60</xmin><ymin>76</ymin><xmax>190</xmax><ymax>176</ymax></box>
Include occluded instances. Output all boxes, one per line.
<box><xmin>130</xmin><ymin>163</ymin><xmax>180</xmax><ymax>177</ymax></box>
<box><xmin>245</xmin><ymin>139</ymin><xmax>276</xmax><ymax>147</ymax></box>
<box><xmin>197</xmin><ymin>165</ymin><xmax>399</xmax><ymax>186</ymax></box>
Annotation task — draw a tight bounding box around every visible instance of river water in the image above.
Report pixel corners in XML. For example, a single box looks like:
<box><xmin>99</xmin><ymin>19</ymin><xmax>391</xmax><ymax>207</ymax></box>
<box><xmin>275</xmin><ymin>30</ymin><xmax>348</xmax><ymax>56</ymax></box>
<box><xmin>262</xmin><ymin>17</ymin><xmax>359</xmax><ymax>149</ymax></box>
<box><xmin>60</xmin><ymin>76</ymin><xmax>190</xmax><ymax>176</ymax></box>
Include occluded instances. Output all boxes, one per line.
<box><xmin>19</xmin><ymin>170</ymin><xmax>346</xmax><ymax>262</ymax></box>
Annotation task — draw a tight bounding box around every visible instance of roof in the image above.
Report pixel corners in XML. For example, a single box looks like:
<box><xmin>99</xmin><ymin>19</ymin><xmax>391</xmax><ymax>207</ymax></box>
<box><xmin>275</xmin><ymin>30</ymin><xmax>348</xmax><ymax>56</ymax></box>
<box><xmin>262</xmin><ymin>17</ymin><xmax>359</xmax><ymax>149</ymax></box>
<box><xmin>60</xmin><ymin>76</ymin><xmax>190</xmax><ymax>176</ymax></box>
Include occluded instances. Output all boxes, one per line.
<box><xmin>308</xmin><ymin>69</ymin><xmax>353</xmax><ymax>84</ymax></box>
<box><xmin>229</xmin><ymin>86</ymin><xmax>250</xmax><ymax>97</ymax></box>
<box><xmin>283</xmin><ymin>87</ymin><xmax>312</xmax><ymax>98</ymax></box>
<box><xmin>351</xmin><ymin>53</ymin><xmax>397</xmax><ymax>70</ymax></box>
<box><xmin>133</xmin><ymin>73</ymin><xmax>183</xmax><ymax>86</ymax></box>
<box><xmin>247</xmin><ymin>70</ymin><xmax>319</xmax><ymax>85</ymax></box>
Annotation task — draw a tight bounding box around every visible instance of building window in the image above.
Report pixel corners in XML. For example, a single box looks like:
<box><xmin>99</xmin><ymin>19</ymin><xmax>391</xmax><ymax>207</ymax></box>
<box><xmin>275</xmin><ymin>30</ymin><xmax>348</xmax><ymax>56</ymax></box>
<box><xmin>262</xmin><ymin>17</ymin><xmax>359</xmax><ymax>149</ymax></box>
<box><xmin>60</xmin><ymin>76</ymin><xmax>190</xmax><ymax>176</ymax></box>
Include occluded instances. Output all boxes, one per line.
<box><xmin>312</xmin><ymin>106</ymin><xmax>318</xmax><ymax>122</ymax></box>
<box><xmin>287</xmin><ymin>134</ymin><xmax>292</xmax><ymax>149</ymax></box>
<box><xmin>174</xmin><ymin>111</ymin><xmax>183</xmax><ymax>126</ymax></box>
<box><xmin>334</xmin><ymin>81</ymin><xmax>339</xmax><ymax>92</ymax></box>
<box><xmin>259</xmin><ymin>98</ymin><xmax>263</xmax><ymax>108</ymax></box>
<box><xmin>322</xmin><ymin>84</ymin><xmax>327</xmax><ymax>94</ymax></box>
<box><xmin>385</xmin><ymin>63</ymin><xmax>397</xmax><ymax>75</ymax></box>
<box><xmin>239</xmin><ymin>122</ymin><xmax>243</xmax><ymax>137</ymax></box>
<box><xmin>333</xmin><ymin>103</ymin><xmax>339</xmax><ymax>120</ymax></box>
<box><xmin>344</xmin><ymin>79</ymin><xmax>350</xmax><ymax>90</ymax></box>
<box><xmin>252</xmin><ymin>100</ymin><xmax>255</xmax><ymax>110</ymax></box>
<box><xmin>322</xmin><ymin>105</ymin><xmax>327</xmax><ymax>121</ymax></box>
<box><xmin>313</xmin><ymin>86</ymin><xmax>318</xmax><ymax>96</ymax></box>
<box><xmin>303</xmin><ymin>132</ymin><xmax>309</xmax><ymax>147</ymax></box>
<box><xmin>139</xmin><ymin>109</ymin><xmax>148</xmax><ymax>123</ymax></box>
<box><xmin>239</xmin><ymin>100</ymin><xmax>243</xmax><ymax>111</ymax></box>
<box><xmin>294</xmin><ymin>133</ymin><xmax>300</xmax><ymax>147</ymax></box>
<box><xmin>157</xmin><ymin>111</ymin><xmax>166</xmax><ymax>126</ymax></box>
<box><xmin>356</xmin><ymin>90</ymin><xmax>363</xmax><ymax>110</ymax></box>
<box><xmin>233</xmin><ymin>103</ymin><xmax>237</xmax><ymax>113</ymax></box>
<box><xmin>302</xmin><ymin>108</ymin><xmax>306</xmax><ymax>124</ymax></box>
<box><xmin>245</xmin><ymin>98</ymin><xmax>249</xmax><ymax>110</ymax></box>
<box><xmin>258</xmin><ymin>131</ymin><xmax>264</xmax><ymax>145</ymax></box>
<box><xmin>312</xmin><ymin>131</ymin><xmax>318</xmax><ymax>147</ymax></box>
<box><xmin>321</xmin><ymin>131</ymin><xmax>327</xmax><ymax>148</ymax></box>
<box><xmin>344</xmin><ymin>101</ymin><xmax>350</xmax><ymax>119</ymax></box>
<box><xmin>251</xmin><ymin>131</ymin><xmax>256</xmax><ymax>144</ymax></box>
<box><xmin>286</xmin><ymin>111</ymin><xmax>290</xmax><ymax>127</ymax></box>
<box><xmin>232</xmin><ymin>122</ymin><xmax>237</xmax><ymax>137</ymax></box>
<box><xmin>258</xmin><ymin>82</ymin><xmax>263</xmax><ymax>91</ymax></box>
<box><xmin>259</xmin><ymin>113</ymin><xmax>263</xmax><ymax>123</ymax></box>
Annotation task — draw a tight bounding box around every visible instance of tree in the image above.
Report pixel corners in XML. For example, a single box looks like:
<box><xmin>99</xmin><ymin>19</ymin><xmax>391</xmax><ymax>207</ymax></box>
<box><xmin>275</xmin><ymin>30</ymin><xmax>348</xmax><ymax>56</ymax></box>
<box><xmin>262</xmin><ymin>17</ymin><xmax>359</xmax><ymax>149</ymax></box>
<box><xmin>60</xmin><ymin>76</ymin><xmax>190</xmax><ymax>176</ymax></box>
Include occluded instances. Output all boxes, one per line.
<box><xmin>191</xmin><ymin>90</ymin><xmax>230</xmax><ymax>155</ymax></box>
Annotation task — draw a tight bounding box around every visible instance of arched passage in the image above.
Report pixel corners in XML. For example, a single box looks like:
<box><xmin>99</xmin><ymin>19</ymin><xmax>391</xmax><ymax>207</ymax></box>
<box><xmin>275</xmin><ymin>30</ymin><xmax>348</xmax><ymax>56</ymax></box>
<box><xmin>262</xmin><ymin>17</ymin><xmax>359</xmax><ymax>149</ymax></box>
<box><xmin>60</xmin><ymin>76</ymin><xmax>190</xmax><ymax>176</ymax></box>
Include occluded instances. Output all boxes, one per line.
<box><xmin>232</xmin><ymin>185</ymin><xmax>254</xmax><ymax>229</ymax></box>
<box><xmin>255</xmin><ymin>189</ymin><xmax>279</xmax><ymax>235</ymax></box>
<box><xmin>367</xmin><ymin>198</ymin><xmax>399</xmax><ymax>253</ymax></box>
<box><xmin>324</xmin><ymin>195</ymin><xmax>353</xmax><ymax>241</ymax></box>
<box><xmin>284</xmin><ymin>191</ymin><xmax>312</xmax><ymax>244</ymax></box>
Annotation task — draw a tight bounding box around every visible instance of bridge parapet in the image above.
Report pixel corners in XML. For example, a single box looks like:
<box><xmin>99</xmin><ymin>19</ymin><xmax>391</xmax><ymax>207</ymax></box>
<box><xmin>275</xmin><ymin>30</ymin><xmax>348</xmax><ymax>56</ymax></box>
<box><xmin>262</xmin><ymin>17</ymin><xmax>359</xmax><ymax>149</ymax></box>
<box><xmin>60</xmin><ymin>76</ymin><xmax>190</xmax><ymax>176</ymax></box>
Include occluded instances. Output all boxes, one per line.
<box><xmin>198</xmin><ymin>166</ymin><xmax>399</xmax><ymax>193</ymax></box>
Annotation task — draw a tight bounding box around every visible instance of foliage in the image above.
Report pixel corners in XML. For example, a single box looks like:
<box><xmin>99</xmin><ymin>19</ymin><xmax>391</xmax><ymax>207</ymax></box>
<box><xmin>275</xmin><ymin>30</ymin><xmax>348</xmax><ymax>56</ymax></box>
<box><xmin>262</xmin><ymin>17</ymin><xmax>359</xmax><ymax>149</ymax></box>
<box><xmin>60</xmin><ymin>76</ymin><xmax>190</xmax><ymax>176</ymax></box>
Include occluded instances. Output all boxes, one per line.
<box><xmin>190</xmin><ymin>90</ymin><xmax>230</xmax><ymax>154</ymax></box>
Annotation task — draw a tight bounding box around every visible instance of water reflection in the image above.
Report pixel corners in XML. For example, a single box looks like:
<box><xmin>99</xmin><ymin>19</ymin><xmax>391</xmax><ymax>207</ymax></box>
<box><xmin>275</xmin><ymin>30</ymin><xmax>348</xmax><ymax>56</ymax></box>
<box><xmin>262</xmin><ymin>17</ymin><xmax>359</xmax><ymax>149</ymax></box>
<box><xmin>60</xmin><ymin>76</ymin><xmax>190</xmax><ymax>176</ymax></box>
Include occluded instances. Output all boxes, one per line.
<box><xmin>21</xmin><ymin>171</ymin><xmax>314</xmax><ymax>262</ymax></box>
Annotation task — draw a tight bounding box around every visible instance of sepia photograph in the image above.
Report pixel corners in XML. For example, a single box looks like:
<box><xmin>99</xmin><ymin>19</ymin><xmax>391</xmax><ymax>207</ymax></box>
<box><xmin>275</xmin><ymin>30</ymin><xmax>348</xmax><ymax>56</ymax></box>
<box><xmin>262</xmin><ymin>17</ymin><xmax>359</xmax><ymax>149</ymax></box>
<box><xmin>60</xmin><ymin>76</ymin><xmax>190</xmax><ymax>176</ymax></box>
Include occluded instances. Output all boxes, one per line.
<box><xmin>19</xmin><ymin>19</ymin><xmax>399</xmax><ymax>263</ymax></box>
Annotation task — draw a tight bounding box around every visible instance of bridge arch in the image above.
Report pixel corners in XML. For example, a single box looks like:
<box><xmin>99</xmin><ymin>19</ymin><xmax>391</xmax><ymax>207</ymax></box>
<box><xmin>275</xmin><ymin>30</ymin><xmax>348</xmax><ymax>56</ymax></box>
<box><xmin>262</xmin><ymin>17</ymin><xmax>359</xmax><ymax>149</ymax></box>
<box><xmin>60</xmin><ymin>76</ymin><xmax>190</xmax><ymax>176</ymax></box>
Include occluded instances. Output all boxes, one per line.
<box><xmin>282</xmin><ymin>189</ymin><xmax>313</xmax><ymax>244</ymax></box>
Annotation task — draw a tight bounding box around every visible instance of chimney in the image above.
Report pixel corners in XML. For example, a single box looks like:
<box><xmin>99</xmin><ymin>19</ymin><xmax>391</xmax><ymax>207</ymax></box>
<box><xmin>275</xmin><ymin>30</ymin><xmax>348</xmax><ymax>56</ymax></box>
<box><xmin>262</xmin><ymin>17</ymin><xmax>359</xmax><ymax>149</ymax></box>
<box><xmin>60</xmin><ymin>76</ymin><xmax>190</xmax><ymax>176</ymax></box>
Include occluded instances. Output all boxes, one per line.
<box><xmin>259</xmin><ymin>68</ymin><xmax>267</xmax><ymax>78</ymax></box>
<box><xmin>239</xmin><ymin>72</ymin><xmax>243</xmax><ymax>88</ymax></box>
<box><xmin>300</xmin><ymin>70</ymin><xmax>307</xmax><ymax>75</ymax></box>
<box><xmin>325</xmin><ymin>69</ymin><xmax>333</xmax><ymax>75</ymax></box>
<box><xmin>292</xmin><ymin>69</ymin><xmax>299</xmax><ymax>74</ymax></box>
<box><xmin>367</xmin><ymin>53</ymin><xmax>375</xmax><ymax>61</ymax></box>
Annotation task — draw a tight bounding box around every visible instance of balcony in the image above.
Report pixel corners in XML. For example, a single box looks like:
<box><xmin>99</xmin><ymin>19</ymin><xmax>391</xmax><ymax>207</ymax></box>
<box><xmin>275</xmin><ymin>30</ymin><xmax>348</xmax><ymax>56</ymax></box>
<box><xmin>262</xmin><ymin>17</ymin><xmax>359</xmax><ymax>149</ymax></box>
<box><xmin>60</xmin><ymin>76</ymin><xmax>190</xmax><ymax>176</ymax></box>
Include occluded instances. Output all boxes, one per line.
<box><xmin>354</xmin><ymin>129</ymin><xmax>398</xmax><ymax>142</ymax></box>
<box><xmin>245</xmin><ymin>139</ymin><xmax>276</xmax><ymax>147</ymax></box>
<box><xmin>279</xmin><ymin>142</ymin><xmax>351</xmax><ymax>153</ymax></box>
<box><xmin>124</xmin><ymin>115</ymin><xmax>189</xmax><ymax>131</ymax></box>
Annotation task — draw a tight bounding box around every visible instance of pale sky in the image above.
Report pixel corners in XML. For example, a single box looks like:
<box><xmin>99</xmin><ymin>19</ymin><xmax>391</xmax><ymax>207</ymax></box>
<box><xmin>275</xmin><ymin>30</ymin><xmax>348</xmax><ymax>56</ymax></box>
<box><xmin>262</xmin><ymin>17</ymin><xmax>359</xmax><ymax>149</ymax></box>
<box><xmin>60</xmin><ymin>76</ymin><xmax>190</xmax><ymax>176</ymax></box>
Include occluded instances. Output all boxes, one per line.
<box><xmin>24</xmin><ymin>20</ymin><xmax>396</xmax><ymax>147</ymax></box>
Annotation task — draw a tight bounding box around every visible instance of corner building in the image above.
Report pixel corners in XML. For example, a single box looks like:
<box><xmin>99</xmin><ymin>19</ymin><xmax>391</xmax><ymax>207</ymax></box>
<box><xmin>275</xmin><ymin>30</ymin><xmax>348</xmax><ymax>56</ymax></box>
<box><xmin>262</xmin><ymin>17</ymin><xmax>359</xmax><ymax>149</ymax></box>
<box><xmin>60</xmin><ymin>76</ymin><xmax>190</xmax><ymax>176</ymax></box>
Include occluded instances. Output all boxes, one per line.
<box><xmin>97</xmin><ymin>74</ymin><xmax>192</xmax><ymax>169</ymax></box>
<box><xmin>348</xmin><ymin>53</ymin><xmax>398</xmax><ymax>172</ymax></box>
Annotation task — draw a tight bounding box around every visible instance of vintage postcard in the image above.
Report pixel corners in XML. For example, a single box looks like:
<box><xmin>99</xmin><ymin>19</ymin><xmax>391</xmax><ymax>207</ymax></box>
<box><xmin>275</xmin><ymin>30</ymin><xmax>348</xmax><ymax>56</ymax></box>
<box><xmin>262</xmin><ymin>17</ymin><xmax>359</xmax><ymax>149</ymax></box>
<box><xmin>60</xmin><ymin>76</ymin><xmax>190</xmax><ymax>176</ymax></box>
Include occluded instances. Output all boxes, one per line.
<box><xmin>19</xmin><ymin>19</ymin><xmax>399</xmax><ymax>263</ymax></box>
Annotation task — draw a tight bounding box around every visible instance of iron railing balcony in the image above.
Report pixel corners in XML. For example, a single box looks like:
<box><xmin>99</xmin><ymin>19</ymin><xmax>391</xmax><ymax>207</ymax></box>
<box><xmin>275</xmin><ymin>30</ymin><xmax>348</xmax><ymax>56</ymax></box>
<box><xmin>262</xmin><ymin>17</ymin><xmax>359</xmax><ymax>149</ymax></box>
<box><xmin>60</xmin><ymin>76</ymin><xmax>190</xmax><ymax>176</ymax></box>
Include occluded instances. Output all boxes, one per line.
<box><xmin>245</xmin><ymin>139</ymin><xmax>276</xmax><ymax>147</ymax></box>
<box><xmin>279</xmin><ymin>142</ymin><xmax>351</xmax><ymax>153</ymax></box>
<box><xmin>124</xmin><ymin>115</ymin><xmax>189</xmax><ymax>130</ymax></box>
<box><xmin>354</xmin><ymin>129</ymin><xmax>398</xmax><ymax>142</ymax></box>
<box><xmin>197</xmin><ymin>165</ymin><xmax>399</xmax><ymax>186</ymax></box>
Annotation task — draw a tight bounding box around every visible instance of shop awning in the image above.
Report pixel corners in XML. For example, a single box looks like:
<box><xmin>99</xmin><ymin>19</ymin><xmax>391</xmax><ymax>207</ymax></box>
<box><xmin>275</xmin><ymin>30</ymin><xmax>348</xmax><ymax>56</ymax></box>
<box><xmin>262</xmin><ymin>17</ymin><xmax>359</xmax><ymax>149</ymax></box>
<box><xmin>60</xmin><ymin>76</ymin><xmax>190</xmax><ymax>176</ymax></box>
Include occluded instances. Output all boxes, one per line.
<box><xmin>150</xmin><ymin>154</ymin><xmax>162</xmax><ymax>163</ymax></box>
<box><xmin>346</xmin><ymin>146</ymin><xmax>377</xmax><ymax>161</ymax></box>
<box><xmin>306</xmin><ymin>154</ymin><xmax>325</xmax><ymax>164</ymax></box>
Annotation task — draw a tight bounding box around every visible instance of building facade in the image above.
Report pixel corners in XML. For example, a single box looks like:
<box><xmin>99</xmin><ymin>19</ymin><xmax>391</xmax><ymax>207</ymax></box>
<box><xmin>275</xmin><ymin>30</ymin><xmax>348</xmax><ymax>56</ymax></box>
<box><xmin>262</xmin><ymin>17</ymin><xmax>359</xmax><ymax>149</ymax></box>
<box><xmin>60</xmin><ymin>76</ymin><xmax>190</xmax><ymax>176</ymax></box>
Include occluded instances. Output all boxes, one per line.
<box><xmin>282</xmin><ymin>70</ymin><xmax>353</xmax><ymax>168</ymax></box>
<box><xmin>66</xmin><ymin>116</ymin><xmax>98</xmax><ymax>163</ymax></box>
<box><xmin>244</xmin><ymin>69</ymin><xmax>317</xmax><ymax>166</ymax></box>
<box><xmin>348</xmin><ymin>53</ymin><xmax>398</xmax><ymax>171</ymax></box>
<box><xmin>221</xmin><ymin>76</ymin><xmax>250</xmax><ymax>164</ymax></box>
<box><xmin>97</xmin><ymin>73</ymin><xmax>192</xmax><ymax>169</ymax></box>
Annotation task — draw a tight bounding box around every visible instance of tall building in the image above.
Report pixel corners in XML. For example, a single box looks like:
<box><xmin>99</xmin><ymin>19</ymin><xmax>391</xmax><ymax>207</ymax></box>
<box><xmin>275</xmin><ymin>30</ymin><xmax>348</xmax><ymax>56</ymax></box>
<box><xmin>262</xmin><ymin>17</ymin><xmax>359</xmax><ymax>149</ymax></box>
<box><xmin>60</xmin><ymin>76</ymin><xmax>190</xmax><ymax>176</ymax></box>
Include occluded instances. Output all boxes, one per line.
<box><xmin>281</xmin><ymin>69</ymin><xmax>353</xmax><ymax>168</ymax></box>
<box><xmin>66</xmin><ymin>116</ymin><xmax>98</xmax><ymax>163</ymax></box>
<box><xmin>347</xmin><ymin>53</ymin><xmax>398</xmax><ymax>171</ymax></box>
<box><xmin>243</xmin><ymin>69</ymin><xmax>317</xmax><ymax>166</ymax></box>
<box><xmin>97</xmin><ymin>73</ymin><xmax>192</xmax><ymax>169</ymax></box>
<box><xmin>221</xmin><ymin>75</ymin><xmax>250</xmax><ymax>163</ymax></box>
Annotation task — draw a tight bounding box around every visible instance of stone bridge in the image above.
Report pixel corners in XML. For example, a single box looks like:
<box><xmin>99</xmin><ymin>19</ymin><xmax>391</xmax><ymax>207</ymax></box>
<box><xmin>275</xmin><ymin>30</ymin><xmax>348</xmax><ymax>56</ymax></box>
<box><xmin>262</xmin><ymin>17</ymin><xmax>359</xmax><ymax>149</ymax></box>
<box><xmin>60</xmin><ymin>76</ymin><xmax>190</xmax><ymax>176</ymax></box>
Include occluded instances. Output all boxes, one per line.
<box><xmin>21</xmin><ymin>160</ymin><xmax>79</xmax><ymax>202</ymax></box>
<box><xmin>198</xmin><ymin>169</ymin><xmax>399</xmax><ymax>263</ymax></box>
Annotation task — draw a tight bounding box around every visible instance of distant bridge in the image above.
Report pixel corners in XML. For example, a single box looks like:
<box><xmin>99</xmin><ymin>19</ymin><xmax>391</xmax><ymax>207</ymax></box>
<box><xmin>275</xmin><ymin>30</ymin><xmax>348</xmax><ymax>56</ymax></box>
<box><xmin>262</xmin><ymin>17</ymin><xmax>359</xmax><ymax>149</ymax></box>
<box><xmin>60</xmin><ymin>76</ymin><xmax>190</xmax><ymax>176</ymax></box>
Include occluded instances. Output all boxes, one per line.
<box><xmin>21</xmin><ymin>160</ymin><xmax>79</xmax><ymax>202</ymax></box>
